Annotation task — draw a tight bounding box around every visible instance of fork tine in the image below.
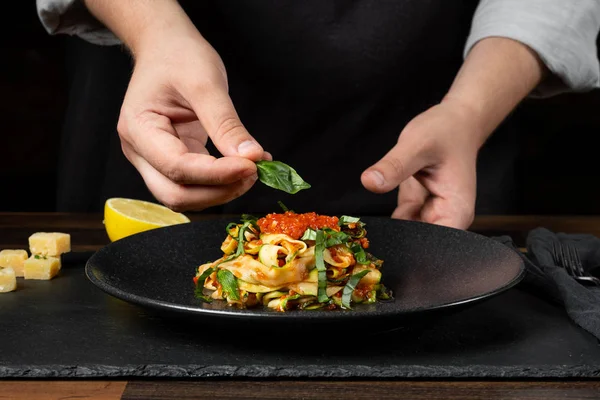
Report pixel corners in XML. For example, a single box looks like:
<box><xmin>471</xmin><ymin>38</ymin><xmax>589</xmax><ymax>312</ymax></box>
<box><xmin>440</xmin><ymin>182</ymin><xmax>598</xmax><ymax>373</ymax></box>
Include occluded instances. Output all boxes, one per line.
<box><xmin>552</xmin><ymin>241</ymin><xmax>565</xmax><ymax>269</ymax></box>
<box><xmin>563</xmin><ymin>243</ymin><xmax>581</xmax><ymax>276</ymax></box>
<box><xmin>562</xmin><ymin>243</ymin><xmax>576</xmax><ymax>275</ymax></box>
<box><xmin>560</xmin><ymin>242</ymin><xmax>577</xmax><ymax>277</ymax></box>
<box><xmin>569</xmin><ymin>244</ymin><xmax>600</xmax><ymax>286</ymax></box>
<box><xmin>551</xmin><ymin>241</ymin><xmax>560</xmax><ymax>265</ymax></box>
<box><xmin>568</xmin><ymin>244</ymin><xmax>585</xmax><ymax>277</ymax></box>
<box><xmin>561</xmin><ymin>243</ymin><xmax>600</xmax><ymax>287</ymax></box>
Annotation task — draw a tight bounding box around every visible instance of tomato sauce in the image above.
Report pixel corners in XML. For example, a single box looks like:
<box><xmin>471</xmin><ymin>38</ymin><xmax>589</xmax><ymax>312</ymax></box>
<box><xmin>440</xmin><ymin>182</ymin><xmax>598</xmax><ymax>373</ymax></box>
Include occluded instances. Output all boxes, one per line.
<box><xmin>257</xmin><ymin>211</ymin><xmax>339</xmax><ymax>239</ymax></box>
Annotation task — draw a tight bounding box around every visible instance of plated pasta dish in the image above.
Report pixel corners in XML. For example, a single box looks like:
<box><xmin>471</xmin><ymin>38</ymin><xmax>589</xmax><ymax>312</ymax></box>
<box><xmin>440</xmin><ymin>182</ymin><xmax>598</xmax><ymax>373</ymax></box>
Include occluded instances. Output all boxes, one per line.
<box><xmin>193</xmin><ymin>211</ymin><xmax>392</xmax><ymax>311</ymax></box>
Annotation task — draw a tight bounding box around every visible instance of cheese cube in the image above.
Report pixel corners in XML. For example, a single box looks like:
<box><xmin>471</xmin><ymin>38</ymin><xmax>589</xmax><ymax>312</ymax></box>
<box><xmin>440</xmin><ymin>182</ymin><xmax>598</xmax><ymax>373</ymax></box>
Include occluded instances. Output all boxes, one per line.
<box><xmin>0</xmin><ymin>267</ymin><xmax>17</xmax><ymax>292</ymax></box>
<box><xmin>24</xmin><ymin>255</ymin><xmax>61</xmax><ymax>280</ymax></box>
<box><xmin>0</xmin><ymin>249</ymin><xmax>28</xmax><ymax>277</ymax></box>
<box><xmin>29</xmin><ymin>232</ymin><xmax>71</xmax><ymax>257</ymax></box>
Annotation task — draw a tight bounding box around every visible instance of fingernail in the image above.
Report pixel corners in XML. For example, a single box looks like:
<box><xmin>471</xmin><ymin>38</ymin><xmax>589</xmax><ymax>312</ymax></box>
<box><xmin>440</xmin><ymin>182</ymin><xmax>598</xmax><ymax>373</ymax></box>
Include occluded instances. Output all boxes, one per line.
<box><xmin>241</xmin><ymin>167</ymin><xmax>259</xmax><ymax>180</ymax></box>
<box><xmin>238</xmin><ymin>140</ymin><xmax>261</xmax><ymax>157</ymax></box>
<box><xmin>246</xmin><ymin>173</ymin><xmax>258</xmax><ymax>182</ymax></box>
<box><xmin>368</xmin><ymin>170</ymin><xmax>386</xmax><ymax>187</ymax></box>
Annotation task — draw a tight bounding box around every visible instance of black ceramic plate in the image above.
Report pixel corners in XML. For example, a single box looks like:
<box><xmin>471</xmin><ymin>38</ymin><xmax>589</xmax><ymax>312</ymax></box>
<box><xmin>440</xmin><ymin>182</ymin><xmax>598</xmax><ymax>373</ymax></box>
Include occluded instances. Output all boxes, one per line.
<box><xmin>85</xmin><ymin>217</ymin><xmax>524</xmax><ymax>328</ymax></box>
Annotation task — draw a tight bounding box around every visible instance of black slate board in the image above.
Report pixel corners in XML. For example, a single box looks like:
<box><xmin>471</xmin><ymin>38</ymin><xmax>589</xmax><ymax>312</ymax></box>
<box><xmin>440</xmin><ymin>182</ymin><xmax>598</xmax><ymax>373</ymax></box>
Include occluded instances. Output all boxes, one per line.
<box><xmin>1</xmin><ymin>265</ymin><xmax>600</xmax><ymax>379</ymax></box>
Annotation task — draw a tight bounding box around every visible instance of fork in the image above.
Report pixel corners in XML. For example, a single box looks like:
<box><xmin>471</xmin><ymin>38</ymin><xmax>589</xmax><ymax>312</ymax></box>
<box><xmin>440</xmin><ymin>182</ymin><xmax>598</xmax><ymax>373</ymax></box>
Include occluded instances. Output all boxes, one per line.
<box><xmin>552</xmin><ymin>241</ymin><xmax>600</xmax><ymax>286</ymax></box>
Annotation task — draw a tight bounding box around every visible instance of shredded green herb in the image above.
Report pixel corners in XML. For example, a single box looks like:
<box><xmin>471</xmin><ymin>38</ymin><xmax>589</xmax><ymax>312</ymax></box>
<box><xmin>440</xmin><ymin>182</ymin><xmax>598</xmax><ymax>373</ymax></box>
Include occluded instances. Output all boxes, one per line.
<box><xmin>235</xmin><ymin>221</ymin><xmax>252</xmax><ymax>256</ymax></box>
<box><xmin>338</xmin><ymin>215</ymin><xmax>361</xmax><ymax>225</ymax></box>
<box><xmin>341</xmin><ymin>270</ymin><xmax>370</xmax><ymax>309</ymax></box>
<box><xmin>277</xmin><ymin>201</ymin><xmax>290</xmax><ymax>212</ymax></box>
<box><xmin>315</xmin><ymin>230</ymin><xmax>329</xmax><ymax>303</ymax></box>
<box><xmin>350</xmin><ymin>243</ymin><xmax>369</xmax><ymax>265</ymax></box>
<box><xmin>195</xmin><ymin>221</ymin><xmax>251</xmax><ymax>302</ymax></box>
<box><xmin>303</xmin><ymin>228</ymin><xmax>350</xmax><ymax>247</ymax></box>
<box><xmin>217</xmin><ymin>269</ymin><xmax>240</xmax><ymax>301</ymax></box>
<box><xmin>300</xmin><ymin>228</ymin><xmax>317</xmax><ymax>241</ymax></box>
<box><xmin>194</xmin><ymin>267</ymin><xmax>216</xmax><ymax>302</ymax></box>
<box><xmin>324</xmin><ymin>229</ymin><xmax>350</xmax><ymax>247</ymax></box>
<box><xmin>240</xmin><ymin>214</ymin><xmax>259</xmax><ymax>229</ymax></box>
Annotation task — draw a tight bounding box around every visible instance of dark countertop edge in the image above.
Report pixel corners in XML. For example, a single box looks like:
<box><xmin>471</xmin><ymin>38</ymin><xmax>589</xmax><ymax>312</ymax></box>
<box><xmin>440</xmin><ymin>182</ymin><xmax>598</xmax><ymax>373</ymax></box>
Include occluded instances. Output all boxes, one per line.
<box><xmin>2</xmin><ymin>364</ymin><xmax>600</xmax><ymax>379</ymax></box>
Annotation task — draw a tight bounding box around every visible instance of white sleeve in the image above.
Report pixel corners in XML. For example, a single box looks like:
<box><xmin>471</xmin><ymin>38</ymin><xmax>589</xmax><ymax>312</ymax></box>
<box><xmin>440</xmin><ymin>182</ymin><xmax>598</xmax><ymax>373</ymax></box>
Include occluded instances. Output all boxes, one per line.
<box><xmin>36</xmin><ymin>0</ymin><xmax>121</xmax><ymax>46</ymax></box>
<box><xmin>465</xmin><ymin>0</ymin><xmax>600</xmax><ymax>97</ymax></box>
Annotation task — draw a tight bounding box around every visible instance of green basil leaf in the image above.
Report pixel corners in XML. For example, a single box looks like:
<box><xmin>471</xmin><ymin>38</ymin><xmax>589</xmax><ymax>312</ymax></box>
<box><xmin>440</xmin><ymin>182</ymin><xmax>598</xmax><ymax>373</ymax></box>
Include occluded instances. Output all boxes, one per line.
<box><xmin>315</xmin><ymin>230</ymin><xmax>329</xmax><ymax>303</ymax></box>
<box><xmin>235</xmin><ymin>221</ymin><xmax>252</xmax><ymax>257</ymax></box>
<box><xmin>241</xmin><ymin>213</ymin><xmax>258</xmax><ymax>223</ymax></box>
<box><xmin>327</xmin><ymin>277</ymin><xmax>348</xmax><ymax>284</ymax></box>
<box><xmin>194</xmin><ymin>267</ymin><xmax>216</xmax><ymax>302</ymax></box>
<box><xmin>325</xmin><ymin>231</ymin><xmax>350</xmax><ymax>247</ymax></box>
<box><xmin>241</xmin><ymin>213</ymin><xmax>257</xmax><ymax>220</ymax></box>
<box><xmin>300</xmin><ymin>228</ymin><xmax>317</xmax><ymax>241</ymax></box>
<box><xmin>256</xmin><ymin>160</ymin><xmax>311</xmax><ymax>194</ymax></box>
<box><xmin>304</xmin><ymin>227</ymin><xmax>349</xmax><ymax>244</ymax></box>
<box><xmin>341</xmin><ymin>270</ymin><xmax>370</xmax><ymax>309</ymax></box>
<box><xmin>240</xmin><ymin>214</ymin><xmax>260</xmax><ymax>231</ymax></box>
<box><xmin>196</xmin><ymin>266</ymin><xmax>215</xmax><ymax>283</ymax></box>
<box><xmin>217</xmin><ymin>269</ymin><xmax>240</xmax><ymax>301</ymax></box>
<box><xmin>350</xmin><ymin>243</ymin><xmax>369</xmax><ymax>265</ymax></box>
<box><xmin>277</xmin><ymin>201</ymin><xmax>290</xmax><ymax>212</ymax></box>
<box><xmin>339</xmin><ymin>215</ymin><xmax>361</xmax><ymax>225</ymax></box>
<box><xmin>194</xmin><ymin>289</ymin><xmax>213</xmax><ymax>303</ymax></box>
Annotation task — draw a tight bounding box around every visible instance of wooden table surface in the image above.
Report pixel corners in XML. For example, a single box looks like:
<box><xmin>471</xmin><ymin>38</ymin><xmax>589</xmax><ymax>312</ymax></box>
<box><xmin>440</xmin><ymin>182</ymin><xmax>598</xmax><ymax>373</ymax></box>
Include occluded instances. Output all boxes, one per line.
<box><xmin>2</xmin><ymin>212</ymin><xmax>600</xmax><ymax>400</ymax></box>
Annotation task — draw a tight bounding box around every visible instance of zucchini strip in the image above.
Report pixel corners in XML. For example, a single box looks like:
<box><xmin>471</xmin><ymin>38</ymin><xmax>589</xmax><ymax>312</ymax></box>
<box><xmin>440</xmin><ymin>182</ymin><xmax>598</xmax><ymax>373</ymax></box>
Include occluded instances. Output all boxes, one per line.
<box><xmin>315</xmin><ymin>230</ymin><xmax>329</xmax><ymax>303</ymax></box>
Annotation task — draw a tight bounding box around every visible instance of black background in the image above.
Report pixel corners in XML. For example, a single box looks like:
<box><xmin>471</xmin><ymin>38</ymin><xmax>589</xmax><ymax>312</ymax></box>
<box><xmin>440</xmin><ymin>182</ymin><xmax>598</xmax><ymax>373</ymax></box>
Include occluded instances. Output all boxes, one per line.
<box><xmin>2</xmin><ymin>2</ymin><xmax>600</xmax><ymax>214</ymax></box>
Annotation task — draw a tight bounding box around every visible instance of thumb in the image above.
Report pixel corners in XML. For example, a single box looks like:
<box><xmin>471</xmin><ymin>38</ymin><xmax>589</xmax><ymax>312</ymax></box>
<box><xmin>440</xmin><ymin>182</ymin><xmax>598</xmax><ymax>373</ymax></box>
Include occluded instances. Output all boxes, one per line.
<box><xmin>361</xmin><ymin>135</ymin><xmax>431</xmax><ymax>194</ymax></box>
<box><xmin>188</xmin><ymin>85</ymin><xmax>264</xmax><ymax>161</ymax></box>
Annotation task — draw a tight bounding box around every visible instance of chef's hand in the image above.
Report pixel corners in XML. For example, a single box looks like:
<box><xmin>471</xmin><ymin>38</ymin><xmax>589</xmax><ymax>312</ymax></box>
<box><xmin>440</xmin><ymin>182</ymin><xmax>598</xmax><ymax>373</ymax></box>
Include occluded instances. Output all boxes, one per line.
<box><xmin>361</xmin><ymin>100</ymin><xmax>480</xmax><ymax>229</ymax></box>
<box><xmin>362</xmin><ymin>37</ymin><xmax>546</xmax><ymax>229</ymax></box>
<box><xmin>85</xmin><ymin>0</ymin><xmax>268</xmax><ymax>211</ymax></box>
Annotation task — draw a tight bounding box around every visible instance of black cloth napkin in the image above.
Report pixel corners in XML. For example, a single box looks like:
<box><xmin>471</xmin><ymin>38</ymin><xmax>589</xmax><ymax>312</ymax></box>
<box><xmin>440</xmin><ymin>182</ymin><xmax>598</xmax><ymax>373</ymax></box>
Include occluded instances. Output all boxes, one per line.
<box><xmin>495</xmin><ymin>228</ymin><xmax>600</xmax><ymax>340</ymax></box>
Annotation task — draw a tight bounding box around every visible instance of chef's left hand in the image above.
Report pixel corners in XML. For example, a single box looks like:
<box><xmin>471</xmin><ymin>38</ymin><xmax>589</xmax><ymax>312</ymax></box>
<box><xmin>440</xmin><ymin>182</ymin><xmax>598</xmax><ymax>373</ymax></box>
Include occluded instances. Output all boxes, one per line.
<box><xmin>361</xmin><ymin>37</ymin><xmax>545</xmax><ymax>229</ymax></box>
<box><xmin>361</xmin><ymin>99</ymin><xmax>486</xmax><ymax>230</ymax></box>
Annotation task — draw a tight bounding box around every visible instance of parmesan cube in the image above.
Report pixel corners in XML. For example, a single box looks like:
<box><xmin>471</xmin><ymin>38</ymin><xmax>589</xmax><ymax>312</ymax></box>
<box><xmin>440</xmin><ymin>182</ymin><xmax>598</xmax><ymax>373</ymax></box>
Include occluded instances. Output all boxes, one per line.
<box><xmin>29</xmin><ymin>232</ymin><xmax>71</xmax><ymax>257</ymax></box>
<box><xmin>24</xmin><ymin>255</ymin><xmax>61</xmax><ymax>280</ymax></box>
<box><xmin>0</xmin><ymin>267</ymin><xmax>17</xmax><ymax>293</ymax></box>
<box><xmin>0</xmin><ymin>249</ymin><xmax>28</xmax><ymax>277</ymax></box>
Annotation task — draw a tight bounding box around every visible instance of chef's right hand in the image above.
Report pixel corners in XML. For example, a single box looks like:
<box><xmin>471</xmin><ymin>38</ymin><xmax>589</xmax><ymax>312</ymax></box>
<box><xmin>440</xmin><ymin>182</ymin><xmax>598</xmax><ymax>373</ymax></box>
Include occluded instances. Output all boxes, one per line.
<box><xmin>110</xmin><ymin>4</ymin><xmax>268</xmax><ymax>212</ymax></box>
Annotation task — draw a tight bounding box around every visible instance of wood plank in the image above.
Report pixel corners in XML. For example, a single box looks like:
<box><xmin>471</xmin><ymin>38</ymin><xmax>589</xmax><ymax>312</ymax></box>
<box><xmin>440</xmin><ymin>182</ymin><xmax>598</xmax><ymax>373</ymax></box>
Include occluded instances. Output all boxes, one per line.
<box><xmin>469</xmin><ymin>215</ymin><xmax>600</xmax><ymax>247</ymax></box>
<box><xmin>121</xmin><ymin>380</ymin><xmax>600</xmax><ymax>400</ymax></box>
<box><xmin>0</xmin><ymin>381</ymin><xmax>126</xmax><ymax>400</ymax></box>
<box><xmin>470</xmin><ymin>215</ymin><xmax>600</xmax><ymax>236</ymax></box>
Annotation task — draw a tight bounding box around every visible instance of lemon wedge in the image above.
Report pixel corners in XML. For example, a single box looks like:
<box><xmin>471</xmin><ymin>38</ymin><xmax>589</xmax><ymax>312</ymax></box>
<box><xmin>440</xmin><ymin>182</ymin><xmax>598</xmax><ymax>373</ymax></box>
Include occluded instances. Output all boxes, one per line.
<box><xmin>104</xmin><ymin>198</ymin><xmax>190</xmax><ymax>242</ymax></box>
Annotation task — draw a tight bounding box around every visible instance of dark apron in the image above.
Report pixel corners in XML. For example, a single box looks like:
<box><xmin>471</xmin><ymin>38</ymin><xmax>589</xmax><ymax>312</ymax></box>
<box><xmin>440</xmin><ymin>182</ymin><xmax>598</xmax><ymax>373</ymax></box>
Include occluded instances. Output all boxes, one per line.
<box><xmin>57</xmin><ymin>0</ymin><xmax>521</xmax><ymax>215</ymax></box>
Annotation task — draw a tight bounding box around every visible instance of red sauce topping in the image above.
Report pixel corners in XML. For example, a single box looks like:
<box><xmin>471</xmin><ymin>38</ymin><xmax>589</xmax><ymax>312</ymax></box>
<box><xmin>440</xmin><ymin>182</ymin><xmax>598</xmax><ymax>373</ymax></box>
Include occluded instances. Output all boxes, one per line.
<box><xmin>257</xmin><ymin>211</ymin><xmax>339</xmax><ymax>240</ymax></box>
